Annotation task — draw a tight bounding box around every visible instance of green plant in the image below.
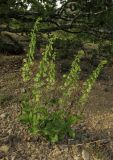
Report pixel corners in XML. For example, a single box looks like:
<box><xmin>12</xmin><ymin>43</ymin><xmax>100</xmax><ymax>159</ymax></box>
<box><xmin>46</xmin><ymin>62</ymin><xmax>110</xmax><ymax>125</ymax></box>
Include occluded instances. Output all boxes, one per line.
<box><xmin>22</xmin><ymin>18</ymin><xmax>42</xmax><ymax>82</ymax></box>
<box><xmin>41</xmin><ymin>111</ymin><xmax>81</xmax><ymax>143</ymax></box>
<box><xmin>20</xmin><ymin>18</ymin><xmax>108</xmax><ymax>143</ymax></box>
<box><xmin>20</xmin><ymin>29</ymin><xmax>82</xmax><ymax>141</ymax></box>
<box><xmin>59</xmin><ymin>50</ymin><xmax>84</xmax><ymax>108</ymax></box>
<box><xmin>20</xmin><ymin>96</ymin><xmax>81</xmax><ymax>142</ymax></box>
<box><xmin>78</xmin><ymin>60</ymin><xmax>107</xmax><ymax>108</ymax></box>
<box><xmin>33</xmin><ymin>34</ymin><xmax>57</xmax><ymax>103</ymax></box>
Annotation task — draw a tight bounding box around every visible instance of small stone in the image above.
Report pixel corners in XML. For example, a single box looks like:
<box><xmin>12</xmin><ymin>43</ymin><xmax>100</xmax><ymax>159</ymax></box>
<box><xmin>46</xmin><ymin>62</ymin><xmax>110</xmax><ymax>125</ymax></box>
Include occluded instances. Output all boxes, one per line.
<box><xmin>0</xmin><ymin>113</ymin><xmax>6</xmax><ymax>118</ymax></box>
<box><xmin>82</xmin><ymin>149</ymin><xmax>90</xmax><ymax>160</ymax></box>
<box><xmin>8</xmin><ymin>129</ymin><xmax>12</xmax><ymax>134</ymax></box>
<box><xmin>0</xmin><ymin>145</ymin><xmax>9</xmax><ymax>153</ymax></box>
<box><xmin>74</xmin><ymin>156</ymin><xmax>82</xmax><ymax>160</ymax></box>
<box><xmin>11</xmin><ymin>156</ymin><xmax>16</xmax><ymax>160</ymax></box>
<box><xmin>21</xmin><ymin>88</ymin><xmax>26</xmax><ymax>93</ymax></box>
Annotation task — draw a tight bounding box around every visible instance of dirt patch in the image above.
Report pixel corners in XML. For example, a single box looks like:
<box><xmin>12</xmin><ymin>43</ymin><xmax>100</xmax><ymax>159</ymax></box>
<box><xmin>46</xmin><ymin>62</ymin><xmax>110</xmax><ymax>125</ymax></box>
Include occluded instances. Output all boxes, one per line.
<box><xmin>0</xmin><ymin>55</ymin><xmax>113</xmax><ymax>160</ymax></box>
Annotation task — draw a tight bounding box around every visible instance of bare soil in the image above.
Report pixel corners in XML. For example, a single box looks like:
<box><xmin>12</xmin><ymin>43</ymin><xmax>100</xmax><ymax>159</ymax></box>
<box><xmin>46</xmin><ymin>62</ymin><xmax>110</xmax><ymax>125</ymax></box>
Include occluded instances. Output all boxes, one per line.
<box><xmin>0</xmin><ymin>55</ymin><xmax>113</xmax><ymax>160</ymax></box>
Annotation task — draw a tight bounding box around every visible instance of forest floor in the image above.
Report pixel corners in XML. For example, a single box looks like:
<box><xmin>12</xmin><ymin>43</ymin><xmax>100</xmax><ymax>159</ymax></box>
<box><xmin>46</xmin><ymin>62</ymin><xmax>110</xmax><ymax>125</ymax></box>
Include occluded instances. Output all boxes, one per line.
<box><xmin>0</xmin><ymin>54</ymin><xmax>113</xmax><ymax>160</ymax></box>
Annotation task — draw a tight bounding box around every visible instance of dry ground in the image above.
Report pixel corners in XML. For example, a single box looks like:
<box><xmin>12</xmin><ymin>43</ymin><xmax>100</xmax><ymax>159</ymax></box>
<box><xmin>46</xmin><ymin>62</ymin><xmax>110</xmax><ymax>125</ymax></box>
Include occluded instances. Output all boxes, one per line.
<box><xmin>0</xmin><ymin>55</ymin><xmax>113</xmax><ymax>160</ymax></box>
